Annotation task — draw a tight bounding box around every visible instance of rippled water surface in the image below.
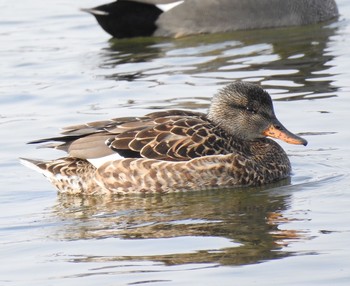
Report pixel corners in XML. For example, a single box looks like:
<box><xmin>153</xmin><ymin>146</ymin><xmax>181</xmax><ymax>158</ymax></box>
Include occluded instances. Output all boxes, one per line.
<box><xmin>1</xmin><ymin>1</ymin><xmax>350</xmax><ymax>285</ymax></box>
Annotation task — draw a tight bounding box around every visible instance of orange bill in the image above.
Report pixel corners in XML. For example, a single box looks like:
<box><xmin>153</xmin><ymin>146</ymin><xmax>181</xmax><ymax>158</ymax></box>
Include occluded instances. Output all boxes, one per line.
<box><xmin>263</xmin><ymin>120</ymin><xmax>307</xmax><ymax>146</ymax></box>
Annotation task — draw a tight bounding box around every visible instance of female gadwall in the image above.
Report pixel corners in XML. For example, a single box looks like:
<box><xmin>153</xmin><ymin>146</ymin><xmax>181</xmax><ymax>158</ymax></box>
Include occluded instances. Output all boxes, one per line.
<box><xmin>82</xmin><ymin>0</ymin><xmax>339</xmax><ymax>38</ymax></box>
<box><xmin>21</xmin><ymin>82</ymin><xmax>307</xmax><ymax>195</ymax></box>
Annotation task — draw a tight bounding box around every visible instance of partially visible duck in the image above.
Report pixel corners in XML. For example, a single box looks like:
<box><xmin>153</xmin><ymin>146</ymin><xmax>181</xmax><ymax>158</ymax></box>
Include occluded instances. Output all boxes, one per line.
<box><xmin>21</xmin><ymin>82</ymin><xmax>307</xmax><ymax>195</ymax></box>
<box><xmin>82</xmin><ymin>0</ymin><xmax>339</xmax><ymax>38</ymax></box>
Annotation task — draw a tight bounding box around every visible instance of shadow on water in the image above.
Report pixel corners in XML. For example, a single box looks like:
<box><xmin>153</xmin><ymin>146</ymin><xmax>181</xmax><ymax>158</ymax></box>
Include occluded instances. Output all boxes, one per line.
<box><xmin>51</xmin><ymin>178</ymin><xmax>312</xmax><ymax>267</ymax></box>
<box><xmin>99</xmin><ymin>21</ymin><xmax>339</xmax><ymax>99</ymax></box>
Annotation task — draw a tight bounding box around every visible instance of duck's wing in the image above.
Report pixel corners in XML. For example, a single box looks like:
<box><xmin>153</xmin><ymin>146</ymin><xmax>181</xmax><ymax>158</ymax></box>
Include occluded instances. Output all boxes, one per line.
<box><xmin>28</xmin><ymin>115</ymin><xmax>153</xmax><ymax>158</ymax></box>
<box><xmin>28</xmin><ymin>110</ymin><xmax>230</xmax><ymax>161</ymax></box>
<box><xmin>108</xmin><ymin>111</ymin><xmax>230</xmax><ymax>161</ymax></box>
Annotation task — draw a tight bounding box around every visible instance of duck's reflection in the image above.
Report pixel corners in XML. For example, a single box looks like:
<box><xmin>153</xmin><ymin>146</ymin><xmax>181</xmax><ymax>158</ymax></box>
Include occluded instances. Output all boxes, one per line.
<box><xmin>53</xmin><ymin>179</ymin><xmax>307</xmax><ymax>266</ymax></box>
<box><xmin>100</xmin><ymin>21</ymin><xmax>339</xmax><ymax>99</ymax></box>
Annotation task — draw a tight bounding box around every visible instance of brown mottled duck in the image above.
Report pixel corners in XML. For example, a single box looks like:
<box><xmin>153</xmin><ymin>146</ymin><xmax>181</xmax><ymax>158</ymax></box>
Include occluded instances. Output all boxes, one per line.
<box><xmin>21</xmin><ymin>81</ymin><xmax>307</xmax><ymax>195</ymax></box>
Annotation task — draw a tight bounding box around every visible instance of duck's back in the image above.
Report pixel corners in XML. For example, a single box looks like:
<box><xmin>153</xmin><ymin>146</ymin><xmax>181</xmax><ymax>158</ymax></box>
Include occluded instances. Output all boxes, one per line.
<box><xmin>155</xmin><ymin>0</ymin><xmax>339</xmax><ymax>37</ymax></box>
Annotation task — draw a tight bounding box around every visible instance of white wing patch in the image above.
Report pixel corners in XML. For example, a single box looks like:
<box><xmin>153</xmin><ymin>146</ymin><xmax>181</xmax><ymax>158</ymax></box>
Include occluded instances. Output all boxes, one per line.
<box><xmin>87</xmin><ymin>153</ymin><xmax>124</xmax><ymax>168</ymax></box>
<box><xmin>156</xmin><ymin>1</ymin><xmax>184</xmax><ymax>12</ymax></box>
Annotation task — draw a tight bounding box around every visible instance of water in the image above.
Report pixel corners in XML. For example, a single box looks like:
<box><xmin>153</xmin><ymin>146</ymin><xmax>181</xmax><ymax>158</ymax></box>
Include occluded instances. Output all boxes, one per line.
<box><xmin>1</xmin><ymin>0</ymin><xmax>350</xmax><ymax>285</ymax></box>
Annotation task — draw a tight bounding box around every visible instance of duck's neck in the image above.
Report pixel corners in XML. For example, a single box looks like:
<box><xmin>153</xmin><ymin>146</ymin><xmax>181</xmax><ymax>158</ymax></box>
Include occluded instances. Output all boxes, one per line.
<box><xmin>249</xmin><ymin>138</ymin><xmax>291</xmax><ymax>175</ymax></box>
<box><xmin>226</xmin><ymin>135</ymin><xmax>290</xmax><ymax>172</ymax></box>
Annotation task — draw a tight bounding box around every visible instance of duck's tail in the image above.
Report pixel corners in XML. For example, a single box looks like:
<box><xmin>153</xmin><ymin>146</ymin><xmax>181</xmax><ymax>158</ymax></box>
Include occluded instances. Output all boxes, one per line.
<box><xmin>20</xmin><ymin>157</ymin><xmax>98</xmax><ymax>195</ymax></box>
<box><xmin>20</xmin><ymin>158</ymin><xmax>50</xmax><ymax>176</ymax></box>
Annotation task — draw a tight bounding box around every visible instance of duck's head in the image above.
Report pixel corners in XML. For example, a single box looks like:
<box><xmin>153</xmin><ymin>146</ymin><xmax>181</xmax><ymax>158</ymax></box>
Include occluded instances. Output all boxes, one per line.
<box><xmin>208</xmin><ymin>82</ymin><xmax>307</xmax><ymax>146</ymax></box>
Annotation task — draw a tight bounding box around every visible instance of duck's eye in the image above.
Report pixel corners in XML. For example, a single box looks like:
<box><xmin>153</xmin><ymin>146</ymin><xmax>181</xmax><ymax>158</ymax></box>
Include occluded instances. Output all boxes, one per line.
<box><xmin>246</xmin><ymin>106</ymin><xmax>257</xmax><ymax>114</ymax></box>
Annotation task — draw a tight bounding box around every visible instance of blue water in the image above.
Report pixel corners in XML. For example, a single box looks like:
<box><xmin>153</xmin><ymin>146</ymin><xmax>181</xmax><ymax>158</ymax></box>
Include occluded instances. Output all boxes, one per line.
<box><xmin>1</xmin><ymin>0</ymin><xmax>350</xmax><ymax>285</ymax></box>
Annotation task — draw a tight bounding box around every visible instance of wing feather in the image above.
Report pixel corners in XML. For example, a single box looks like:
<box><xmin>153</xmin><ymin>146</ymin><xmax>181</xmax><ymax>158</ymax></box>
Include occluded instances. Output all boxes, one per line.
<box><xmin>28</xmin><ymin>109</ymin><xmax>233</xmax><ymax>161</ymax></box>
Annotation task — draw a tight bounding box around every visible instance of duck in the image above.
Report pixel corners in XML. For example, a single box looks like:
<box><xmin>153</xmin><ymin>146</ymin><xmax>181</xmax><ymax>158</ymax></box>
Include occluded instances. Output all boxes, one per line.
<box><xmin>21</xmin><ymin>82</ymin><xmax>307</xmax><ymax>195</ymax></box>
<box><xmin>81</xmin><ymin>0</ymin><xmax>339</xmax><ymax>39</ymax></box>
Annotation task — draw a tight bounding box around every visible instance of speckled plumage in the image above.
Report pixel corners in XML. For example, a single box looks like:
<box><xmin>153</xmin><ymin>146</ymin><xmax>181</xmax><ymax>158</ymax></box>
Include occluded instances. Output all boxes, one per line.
<box><xmin>21</xmin><ymin>82</ymin><xmax>307</xmax><ymax>195</ymax></box>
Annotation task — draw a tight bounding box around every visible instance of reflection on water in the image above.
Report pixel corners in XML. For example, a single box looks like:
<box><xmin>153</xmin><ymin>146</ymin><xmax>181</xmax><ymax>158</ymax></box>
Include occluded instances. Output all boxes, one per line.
<box><xmin>100</xmin><ymin>22</ymin><xmax>338</xmax><ymax>100</ymax></box>
<box><xmin>52</xmin><ymin>179</ymin><xmax>308</xmax><ymax>266</ymax></box>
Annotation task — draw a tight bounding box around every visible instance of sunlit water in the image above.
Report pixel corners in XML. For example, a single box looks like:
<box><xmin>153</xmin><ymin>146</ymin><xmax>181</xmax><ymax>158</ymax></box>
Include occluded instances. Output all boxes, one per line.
<box><xmin>1</xmin><ymin>0</ymin><xmax>350</xmax><ymax>285</ymax></box>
